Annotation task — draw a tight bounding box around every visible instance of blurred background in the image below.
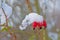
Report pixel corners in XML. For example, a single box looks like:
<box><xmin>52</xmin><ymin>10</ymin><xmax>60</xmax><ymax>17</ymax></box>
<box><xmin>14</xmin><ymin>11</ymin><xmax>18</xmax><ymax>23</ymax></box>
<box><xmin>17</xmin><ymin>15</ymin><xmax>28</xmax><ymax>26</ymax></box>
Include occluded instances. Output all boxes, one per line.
<box><xmin>0</xmin><ymin>0</ymin><xmax>60</xmax><ymax>40</ymax></box>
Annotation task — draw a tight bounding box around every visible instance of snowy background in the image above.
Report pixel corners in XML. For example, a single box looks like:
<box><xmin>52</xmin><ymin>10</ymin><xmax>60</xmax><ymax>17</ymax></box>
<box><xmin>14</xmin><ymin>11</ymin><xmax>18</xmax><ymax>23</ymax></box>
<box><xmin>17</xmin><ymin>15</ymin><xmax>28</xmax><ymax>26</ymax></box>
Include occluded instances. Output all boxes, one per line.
<box><xmin>0</xmin><ymin>0</ymin><xmax>60</xmax><ymax>40</ymax></box>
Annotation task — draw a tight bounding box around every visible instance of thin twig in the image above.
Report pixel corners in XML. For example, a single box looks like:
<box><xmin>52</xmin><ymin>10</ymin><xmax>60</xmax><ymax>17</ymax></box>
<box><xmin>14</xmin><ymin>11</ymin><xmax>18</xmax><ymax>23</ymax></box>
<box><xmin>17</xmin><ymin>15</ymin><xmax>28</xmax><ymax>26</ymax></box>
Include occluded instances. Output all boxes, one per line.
<box><xmin>2</xmin><ymin>8</ymin><xmax>8</xmax><ymax>26</ymax></box>
<box><xmin>25</xmin><ymin>0</ymin><xmax>32</xmax><ymax>12</ymax></box>
<box><xmin>1</xmin><ymin>8</ymin><xmax>16</xmax><ymax>40</ymax></box>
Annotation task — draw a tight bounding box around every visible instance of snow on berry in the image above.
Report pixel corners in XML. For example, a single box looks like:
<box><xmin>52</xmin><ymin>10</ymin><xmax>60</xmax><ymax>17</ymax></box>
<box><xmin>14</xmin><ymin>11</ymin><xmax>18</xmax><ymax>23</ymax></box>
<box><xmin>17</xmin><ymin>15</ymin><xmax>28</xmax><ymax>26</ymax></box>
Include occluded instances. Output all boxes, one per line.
<box><xmin>19</xmin><ymin>13</ymin><xmax>47</xmax><ymax>30</ymax></box>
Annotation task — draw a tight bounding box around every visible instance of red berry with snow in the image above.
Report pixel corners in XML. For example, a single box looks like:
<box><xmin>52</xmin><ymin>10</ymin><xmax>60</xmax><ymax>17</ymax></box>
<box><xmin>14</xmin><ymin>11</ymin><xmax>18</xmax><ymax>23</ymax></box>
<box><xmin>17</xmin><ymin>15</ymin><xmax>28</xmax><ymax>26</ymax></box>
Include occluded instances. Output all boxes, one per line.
<box><xmin>19</xmin><ymin>13</ymin><xmax>47</xmax><ymax>30</ymax></box>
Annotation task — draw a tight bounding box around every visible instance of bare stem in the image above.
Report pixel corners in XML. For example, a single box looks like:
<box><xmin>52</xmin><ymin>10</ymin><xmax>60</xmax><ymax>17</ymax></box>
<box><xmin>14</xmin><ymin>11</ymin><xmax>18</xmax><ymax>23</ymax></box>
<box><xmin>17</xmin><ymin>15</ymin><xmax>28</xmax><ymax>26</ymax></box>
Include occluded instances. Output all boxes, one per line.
<box><xmin>0</xmin><ymin>8</ymin><xmax>17</xmax><ymax>40</ymax></box>
<box><xmin>25</xmin><ymin>0</ymin><xmax>32</xmax><ymax>12</ymax></box>
<box><xmin>2</xmin><ymin>8</ymin><xmax>8</xmax><ymax>27</ymax></box>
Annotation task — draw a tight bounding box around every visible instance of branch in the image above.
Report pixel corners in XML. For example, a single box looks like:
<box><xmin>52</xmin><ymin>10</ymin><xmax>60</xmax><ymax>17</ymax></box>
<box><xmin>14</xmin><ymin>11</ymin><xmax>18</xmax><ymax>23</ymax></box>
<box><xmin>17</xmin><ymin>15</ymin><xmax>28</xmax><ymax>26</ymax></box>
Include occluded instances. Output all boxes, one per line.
<box><xmin>2</xmin><ymin>8</ymin><xmax>8</xmax><ymax>26</ymax></box>
<box><xmin>1</xmin><ymin>8</ymin><xmax>17</xmax><ymax>40</ymax></box>
<box><xmin>34</xmin><ymin>0</ymin><xmax>41</xmax><ymax>14</ymax></box>
<box><xmin>25</xmin><ymin>0</ymin><xmax>32</xmax><ymax>12</ymax></box>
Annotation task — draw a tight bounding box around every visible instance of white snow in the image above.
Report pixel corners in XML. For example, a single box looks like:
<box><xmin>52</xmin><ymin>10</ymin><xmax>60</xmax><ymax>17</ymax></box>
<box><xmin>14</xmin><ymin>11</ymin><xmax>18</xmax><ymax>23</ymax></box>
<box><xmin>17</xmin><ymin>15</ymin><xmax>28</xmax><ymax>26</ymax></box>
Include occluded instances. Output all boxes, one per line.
<box><xmin>28</xmin><ymin>13</ymin><xmax>43</xmax><ymax>23</ymax></box>
<box><xmin>19</xmin><ymin>26</ymin><xmax>27</xmax><ymax>30</ymax></box>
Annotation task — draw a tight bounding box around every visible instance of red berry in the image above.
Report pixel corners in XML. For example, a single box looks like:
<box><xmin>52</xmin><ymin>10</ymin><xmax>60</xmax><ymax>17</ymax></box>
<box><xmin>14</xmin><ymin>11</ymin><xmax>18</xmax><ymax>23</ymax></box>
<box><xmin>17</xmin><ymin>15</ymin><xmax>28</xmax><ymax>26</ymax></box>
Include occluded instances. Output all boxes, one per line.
<box><xmin>43</xmin><ymin>20</ymin><xmax>47</xmax><ymax>28</ymax></box>
<box><xmin>38</xmin><ymin>22</ymin><xmax>42</xmax><ymax>28</ymax></box>
<box><xmin>32</xmin><ymin>22</ymin><xmax>38</xmax><ymax>28</ymax></box>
